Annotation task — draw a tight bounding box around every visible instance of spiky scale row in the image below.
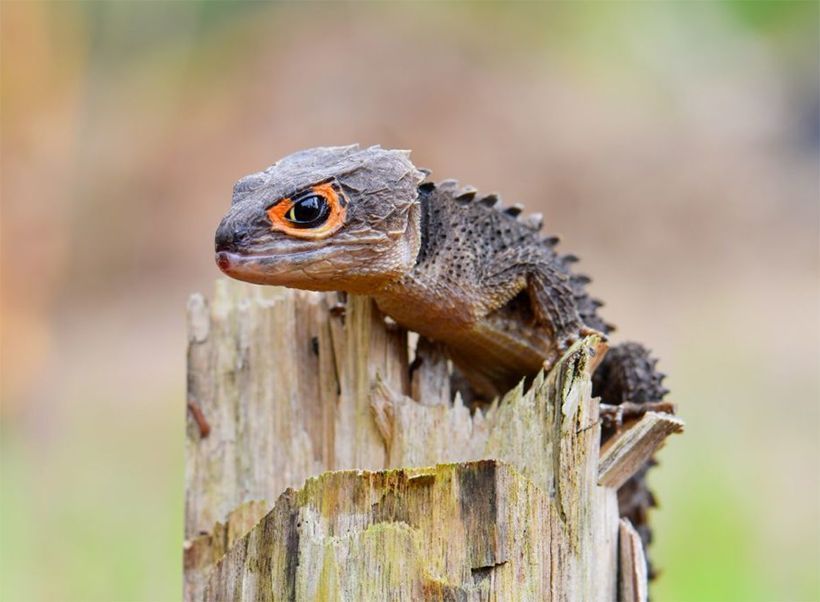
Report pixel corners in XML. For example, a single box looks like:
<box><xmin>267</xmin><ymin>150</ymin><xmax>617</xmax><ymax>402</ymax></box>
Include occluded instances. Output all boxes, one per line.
<box><xmin>416</xmin><ymin>177</ymin><xmax>610</xmax><ymax>336</ymax></box>
<box><xmin>523</xmin><ymin>213</ymin><xmax>544</xmax><ymax>231</ymax></box>
<box><xmin>479</xmin><ymin>194</ymin><xmax>500</xmax><ymax>208</ymax></box>
<box><xmin>503</xmin><ymin>203</ymin><xmax>524</xmax><ymax>217</ymax></box>
<box><xmin>422</xmin><ymin>178</ymin><xmax>552</xmax><ymax>238</ymax></box>
<box><xmin>416</xmin><ymin>182</ymin><xmax>652</xmax><ymax>368</ymax></box>
<box><xmin>456</xmin><ymin>189</ymin><xmax>477</xmax><ymax>203</ymax></box>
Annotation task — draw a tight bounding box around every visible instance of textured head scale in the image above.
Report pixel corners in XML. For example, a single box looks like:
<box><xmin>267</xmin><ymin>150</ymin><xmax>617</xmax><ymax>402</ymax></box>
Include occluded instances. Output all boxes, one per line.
<box><xmin>215</xmin><ymin>145</ymin><xmax>426</xmax><ymax>293</ymax></box>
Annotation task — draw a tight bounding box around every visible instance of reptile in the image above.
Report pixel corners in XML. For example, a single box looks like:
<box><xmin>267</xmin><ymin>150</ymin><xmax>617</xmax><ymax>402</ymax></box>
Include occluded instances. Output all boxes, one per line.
<box><xmin>214</xmin><ymin>144</ymin><xmax>672</xmax><ymax>570</ymax></box>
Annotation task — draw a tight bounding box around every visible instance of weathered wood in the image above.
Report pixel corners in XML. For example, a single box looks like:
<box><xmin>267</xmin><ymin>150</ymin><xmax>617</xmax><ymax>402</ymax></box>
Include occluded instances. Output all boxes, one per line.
<box><xmin>185</xmin><ymin>279</ymin><xmax>681</xmax><ymax>600</ymax></box>
<box><xmin>409</xmin><ymin>337</ymin><xmax>451</xmax><ymax>407</ymax></box>
<box><xmin>619</xmin><ymin>518</ymin><xmax>649</xmax><ymax>602</ymax></box>
<box><xmin>185</xmin><ymin>282</ymin><xmax>407</xmax><ymax>599</ymax></box>
<box><xmin>206</xmin><ymin>461</ymin><xmax>600</xmax><ymax>601</ymax></box>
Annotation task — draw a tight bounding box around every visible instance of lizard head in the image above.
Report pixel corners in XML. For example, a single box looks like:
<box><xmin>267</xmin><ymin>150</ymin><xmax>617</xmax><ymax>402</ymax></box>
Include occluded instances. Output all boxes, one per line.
<box><xmin>215</xmin><ymin>145</ymin><xmax>426</xmax><ymax>293</ymax></box>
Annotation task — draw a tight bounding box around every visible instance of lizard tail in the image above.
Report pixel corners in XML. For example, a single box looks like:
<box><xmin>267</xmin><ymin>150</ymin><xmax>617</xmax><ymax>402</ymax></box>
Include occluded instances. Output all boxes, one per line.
<box><xmin>592</xmin><ymin>341</ymin><xmax>669</xmax><ymax>579</ymax></box>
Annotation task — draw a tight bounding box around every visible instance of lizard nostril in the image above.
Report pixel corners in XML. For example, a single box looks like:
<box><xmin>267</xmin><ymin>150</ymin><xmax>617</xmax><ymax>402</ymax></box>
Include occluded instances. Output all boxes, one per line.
<box><xmin>234</xmin><ymin>225</ymin><xmax>250</xmax><ymax>243</ymax></box>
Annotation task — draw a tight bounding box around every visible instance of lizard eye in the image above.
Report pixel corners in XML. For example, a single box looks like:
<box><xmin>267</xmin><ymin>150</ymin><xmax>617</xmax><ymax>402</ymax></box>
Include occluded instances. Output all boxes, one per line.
<box><xmin>285</xmin><ymin>194</ymin><xmax>329</xmax><ymax>226</ymax></box>
<box><xmin>266</xmin><ymin>182</ymin><xmax>346</xmax><ymax>240</ymax></box>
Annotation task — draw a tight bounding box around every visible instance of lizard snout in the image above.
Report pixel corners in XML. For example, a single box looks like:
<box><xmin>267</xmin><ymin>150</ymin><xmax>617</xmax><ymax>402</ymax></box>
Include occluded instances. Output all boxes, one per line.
<box><xmin>215</xmin><ymin>222</ymin><xmax>251</xmax><ymax>253</ymax></box>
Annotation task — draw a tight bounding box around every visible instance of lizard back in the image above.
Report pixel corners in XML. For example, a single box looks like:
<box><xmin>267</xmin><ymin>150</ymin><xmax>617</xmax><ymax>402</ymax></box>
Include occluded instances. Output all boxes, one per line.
<box><xmin>373</xmin><ymin>179</ymin><xmax>611</xmax><ymax>396</ymax></box>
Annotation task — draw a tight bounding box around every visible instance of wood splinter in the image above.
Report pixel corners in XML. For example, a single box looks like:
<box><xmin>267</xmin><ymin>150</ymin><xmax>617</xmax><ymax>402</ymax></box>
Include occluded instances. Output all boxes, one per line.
<box><xmin>598</xmin><ymin>411</ymin><xmax>684</xmax><ymax>489</ymax></box>
<box><xmin>619</xmin><ymin>518</ymin><xmax>649</xmax><ymax>602</ymax></box>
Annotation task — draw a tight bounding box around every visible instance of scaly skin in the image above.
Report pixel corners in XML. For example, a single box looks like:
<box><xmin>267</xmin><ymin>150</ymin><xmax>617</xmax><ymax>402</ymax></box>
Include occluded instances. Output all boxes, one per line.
<box><xmin>215</xmin><ymin>144</ymin><xmax>671</xmax><ymax>571</ymax></box>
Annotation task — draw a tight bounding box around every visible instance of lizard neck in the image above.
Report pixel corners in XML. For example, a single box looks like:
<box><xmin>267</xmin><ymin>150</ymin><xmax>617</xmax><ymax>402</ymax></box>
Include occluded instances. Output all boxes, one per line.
<box><xmin>372</xmin><ymin>189</ymin><xmax>478</xmax><ymax>336</ymax></box>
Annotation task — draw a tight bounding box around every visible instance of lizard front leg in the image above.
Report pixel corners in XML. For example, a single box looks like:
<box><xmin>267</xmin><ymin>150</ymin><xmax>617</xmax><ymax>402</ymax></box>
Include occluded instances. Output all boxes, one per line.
<box><xmin>480</xmin><ymin>255</ymin><xmax>593</xmax><ymax>373</ymax></box>
<box><xmin>526</xmin><ymin>266</ymin><xmax>595</xmax><ymax>350</ymax></box>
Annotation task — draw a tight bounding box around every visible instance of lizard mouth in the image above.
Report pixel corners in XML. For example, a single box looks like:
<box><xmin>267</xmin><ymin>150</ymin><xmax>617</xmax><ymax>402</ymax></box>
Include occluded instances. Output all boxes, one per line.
<box><xmin>215</xmin><ymin>251</ymin><xmax>242</xmax><ymax>274</ymax></box>
<box><xmin>214</xmin><ymin>247</ymin><xmax>342</xmax><ymax>287</ymax></box>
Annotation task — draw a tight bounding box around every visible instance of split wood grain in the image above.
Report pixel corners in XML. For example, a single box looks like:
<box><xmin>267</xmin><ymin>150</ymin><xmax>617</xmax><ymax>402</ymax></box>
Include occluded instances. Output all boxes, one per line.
<box><xmin>185</xmin><ymin>280</ymin><xmax>682</xmax><ymax>600</ymax></box>
<box><xmin>619</xmin><ymin>518</ymin><xmax>649</xmax><ymax>602</ymax></box>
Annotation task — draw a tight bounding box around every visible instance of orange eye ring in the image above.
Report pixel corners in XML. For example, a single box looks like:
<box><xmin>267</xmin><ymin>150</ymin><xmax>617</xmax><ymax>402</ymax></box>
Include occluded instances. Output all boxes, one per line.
<box><xmin>266</xmin><ymin>182</ymin><xmax>346</xmax><ymax>240</ymax></box>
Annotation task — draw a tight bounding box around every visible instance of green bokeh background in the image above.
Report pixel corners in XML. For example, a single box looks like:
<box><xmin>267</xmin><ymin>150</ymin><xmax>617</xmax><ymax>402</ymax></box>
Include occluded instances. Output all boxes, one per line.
<box><xmin>1</xmin><ymin>2</ymin><xmax>818</xmax><ymax>601</ymax></box>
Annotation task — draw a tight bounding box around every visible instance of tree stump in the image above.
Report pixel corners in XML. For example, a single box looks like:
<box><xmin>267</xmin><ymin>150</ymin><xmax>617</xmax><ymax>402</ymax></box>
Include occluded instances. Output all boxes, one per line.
<box><xmin>184</xmin><ymin>280</ymin><xmax>683</xmax><ymax>601</ymax></box>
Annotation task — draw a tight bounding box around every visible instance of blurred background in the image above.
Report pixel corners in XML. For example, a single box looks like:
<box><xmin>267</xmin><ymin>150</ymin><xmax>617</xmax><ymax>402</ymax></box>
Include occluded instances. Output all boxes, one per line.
<box><xmin>1</xmin><ymin>2</ymin><xmax>818</xmax><ymax>600</ymax></box>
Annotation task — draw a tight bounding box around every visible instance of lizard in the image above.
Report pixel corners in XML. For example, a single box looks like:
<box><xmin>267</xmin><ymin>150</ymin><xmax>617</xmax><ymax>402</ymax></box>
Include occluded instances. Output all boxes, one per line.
<box><xmin>214</xmin><ymin>144</ymin><xmax>672</xmax><ymax>569</ymax></box>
